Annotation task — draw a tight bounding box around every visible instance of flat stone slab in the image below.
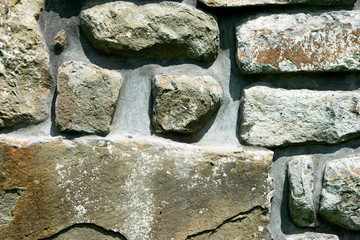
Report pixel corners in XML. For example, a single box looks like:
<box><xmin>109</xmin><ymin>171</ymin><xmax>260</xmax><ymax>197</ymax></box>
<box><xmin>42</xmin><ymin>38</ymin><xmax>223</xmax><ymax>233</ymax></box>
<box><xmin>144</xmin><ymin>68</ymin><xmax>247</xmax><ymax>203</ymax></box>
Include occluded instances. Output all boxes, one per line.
<box><xmin>80</xmin><ymin>1</ymin><xmax>219</xmax><ymax>61</ymax></box>
<box><xmin>288</xmin><ymin>156</ymin><xmax>319</xmax><ymax>228</ymax></box>
<box><xmin>152</xmin><ymin>74</ymin><xmax>223</xmax><ymax>134</ymax></box>
<box><xmin>320</xmin><ymin>155</ymin><xmax>360</xmax><ymax>230</ymax></box>
<box><xmin>199</xmin><ymin>0</ymin><xmax>354</xmax><ymax>7</ymax></box>
<box><xmin>0</xmin><ymin>137</ymin><xmax>273</xmax><ymax>240</ymax></box>
<box><xmin>240</xmin><ymin>85</ymin><xmax>360</xmax><ymax>147</ymax></box>
<box><xmin>236</xmin><ymin>11</ymin><xmax>360</xmax><ymax>73</ymax></box>
<box><xmin>0</xmin><ymin>0</ymin><xmax>51</xmax><ymax>128</ymax></box>
<box><xmin>55</xmin><ymin>61</ymin><xmax>123</xmax><ymax>135</ymax></box>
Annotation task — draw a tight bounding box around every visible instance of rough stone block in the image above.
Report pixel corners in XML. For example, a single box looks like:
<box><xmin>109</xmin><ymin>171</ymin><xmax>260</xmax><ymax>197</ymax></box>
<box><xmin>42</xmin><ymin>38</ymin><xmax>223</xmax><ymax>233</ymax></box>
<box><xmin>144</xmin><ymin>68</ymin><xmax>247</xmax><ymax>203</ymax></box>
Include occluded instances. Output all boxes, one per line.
<box><xmin>240</xmin><ymin>85</ymin><xmax>360</xmax><ymax>147</ymax></box>
<box><xmin>54</xmin><ymin>30</ymin><xmax>67</xmax><ymax>54</ymax></box>
<box><xmin>0</xmin><ymin>137</ymin><xmax>273</xmax><ymax>240</ymax></box>
<box><xmin>236</xmin><ymin>11</ymin><xmax>360</xmax><ymax>73</ymax></box>
<box><xmin>80</xmin><ymin>1</ymin><xmax>219</xmax><ymax>61</ymax></box>
<box><xmin>199</xmin><ymin>0</ymin><xmax>355</xmax><ymax>7</ymax></box>
<box><xmin>320</xmin><ymin>155</ymin><xmax>360</xmax><ymax>230</ymax></box>
<box><xmin>55</xmin><ymin>61</ymin><xmax>123</xmax><ymax>135</ymax></box>
<box><xmin>152</xmin><ymin>74</ymin><xmax>223</xmax><ymax>134</ymax></box>
<box><xmin>288</xmin><ymin>156</ymin><xmax>319</xmax><ymax>228</ymax></box>
<box><xmin>0</xmin><ymin>0</ymin><xmax>51</xmax><ymax>128</ymax></box>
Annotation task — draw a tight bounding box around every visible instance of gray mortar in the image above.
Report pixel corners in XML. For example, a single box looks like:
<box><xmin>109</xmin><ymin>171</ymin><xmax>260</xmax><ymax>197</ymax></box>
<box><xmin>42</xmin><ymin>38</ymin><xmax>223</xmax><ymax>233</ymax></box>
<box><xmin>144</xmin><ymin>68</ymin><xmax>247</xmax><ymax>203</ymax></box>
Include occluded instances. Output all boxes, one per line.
<box><xmin>2</xmin><ymin>0</ymin><xmax>360</xmax><ymax>239</ymax></box>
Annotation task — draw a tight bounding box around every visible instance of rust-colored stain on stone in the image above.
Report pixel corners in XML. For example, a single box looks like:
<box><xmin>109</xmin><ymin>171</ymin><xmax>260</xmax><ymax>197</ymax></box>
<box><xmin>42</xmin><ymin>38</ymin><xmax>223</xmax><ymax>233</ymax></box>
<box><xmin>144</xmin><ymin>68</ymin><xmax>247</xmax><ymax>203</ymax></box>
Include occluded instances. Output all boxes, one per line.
<box><xmin>237</xmin><ymin>12</ymin><xmax>360</xmax><ymax>73</ymax></box>
<box><xmin>350</xmin><ymin>165</ymin><xmax>360</xmax><ymax>176</ymax></box>
<box><xmin>253</xmin><ymin>25</ymin><xmax>359</xmax><ymax>69</ymax></box>
<box><xmin>0</xmin><ymin>143</ymin><xmax>55</xmax><ymax>239</ymax></box>
<box><xmin>254</xmin><ymin>46</ymin><xmax>282</xmax><ymax>68</ymax></box>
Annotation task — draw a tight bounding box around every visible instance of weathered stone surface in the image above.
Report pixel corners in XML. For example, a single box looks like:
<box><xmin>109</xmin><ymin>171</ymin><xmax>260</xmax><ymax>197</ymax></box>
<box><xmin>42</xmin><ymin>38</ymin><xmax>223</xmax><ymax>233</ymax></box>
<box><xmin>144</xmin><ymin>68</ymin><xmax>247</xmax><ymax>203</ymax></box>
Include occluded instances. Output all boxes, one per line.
<box><xmin>320</xmin><ymin>155</ymin><xmax>360</xmax><ymax>230</ymax></box>
<box><xmin>0</xmin><ymin>137</ymin><xmax>272</xmax><ymax>240</ymax></box>
<box><xmin>55</xmin><ymin>61</ymin><xmax>123</xmax><ymax>135</ymax></box>
<box><xmin>285</xmin><ymin>233</ymin><xmax>339</xmax><ymax>240</ymax></box>
<box><xmin>152</xmin><ymin>74</ymin><xmax>223</xmax><ymax>134</ymax></box>
<box><xmin>0</xmin><ymin>188</ymin><xmax>25</xmax><ymax>227</ymax></box>
<box><xmin>80</xmin><ymin>1</ymin><xmax>219</xmax><ymax>61</ymax></box>
<box><xmin>0</xmin><ymin>0</ymin><xmax>51</xmax><ymax>128</ymax></box>
<box><xmin>199</xmin><ymin>0</ymin><xmax>354</xmax><ymax>7</ymax></box>
<box><xmin>240</xmin><ymin>85</ymin><xmax>360</xmax><ymax>147</ymax></box>
<box><xmin>236</xmin><ymin>11</ymin><xmax>360</xmax><ymax>73</ymax></box>
<box><xmin>288</xmin><ymin>156</ymin><xmax>319</xmax><ymax>227</ymax></box>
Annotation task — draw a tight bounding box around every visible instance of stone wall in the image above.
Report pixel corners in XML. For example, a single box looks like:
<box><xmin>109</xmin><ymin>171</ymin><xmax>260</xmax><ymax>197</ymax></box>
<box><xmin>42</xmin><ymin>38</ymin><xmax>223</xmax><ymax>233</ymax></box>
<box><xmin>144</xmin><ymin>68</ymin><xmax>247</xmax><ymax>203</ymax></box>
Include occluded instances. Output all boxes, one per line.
<box><xmin>1</xmin><ymin>0</ymin><xmax>360</xmax><ymax>239</ymax></box>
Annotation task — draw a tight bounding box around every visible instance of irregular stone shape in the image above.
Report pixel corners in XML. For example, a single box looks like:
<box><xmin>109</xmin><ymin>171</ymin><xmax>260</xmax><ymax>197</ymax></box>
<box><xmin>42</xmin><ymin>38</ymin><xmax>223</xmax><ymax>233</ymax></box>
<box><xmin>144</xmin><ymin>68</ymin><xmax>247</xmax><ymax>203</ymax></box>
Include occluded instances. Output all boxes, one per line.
<box><xmin>0</xmin><ymin>137</ymin><xmax>272</xmax><ymax>240</ymax></box>
<box><xmin>54</xmin><ymin>30</ymin><xmax>66</xmax><ymax>54</ymax></box>
<box><xmin>152</xmin><ymin>74</ymin><xmax>223</xmax><ymax>134</ymax></box>
<box><xmin>240</xmin><ymin>85</ymin><xmax>360</xmax><ymax>147</ymax></box>
<box><xmin>236</xmin><ymin>11</ymin><xmax>360</xmax><ymax>73</ymax></box>
<box><xmin>288</xmin><ymin>156</ymin><xmax>319</xmax><ymax>227</ymax></box>
<box><xmin>285</xmin><ymin>233</ymin><xmax>339</xmax><ymax>240</ymax></box>
<box><xmin>320</xmin><ymin>155</ymin><xmax>360</xmax><ymax>230</ymax></box>
<box><xmin>199</xmin><ymin>0</ymin><xmax>354</xmax><ymax>7</ymax></box>
<box><xmin>55</xmin><ymin>61</ymin><xmax>123</xmax><ymax>135</ymax></box>
<box><xmin>80</xmin><ymin>1</ymin><xmax>218</xmax><ymax>61</ymax></box>
<box><xmin>47</xmin><ymin>223</ymin><xmax>125</xmax><ymax>240</ymax></box>
<box><xmin>0</xmin><ymin>188</ymin><xmax>25</xmax><ymax>227</ymax></box>
<box><xmin>0</xmin><ymin>0</ymin><xmax>51</xmax><ymax>128</ymax></box>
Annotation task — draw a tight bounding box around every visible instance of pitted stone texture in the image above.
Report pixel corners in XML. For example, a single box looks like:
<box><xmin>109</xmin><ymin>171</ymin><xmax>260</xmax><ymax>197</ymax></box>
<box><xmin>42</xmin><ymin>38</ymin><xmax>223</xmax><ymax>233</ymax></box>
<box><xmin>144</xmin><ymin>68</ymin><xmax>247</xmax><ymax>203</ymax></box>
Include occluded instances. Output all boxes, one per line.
<box><xmin>288</xmin><ymin>156</ymin><xmax>319</xmax><ymax>228</ymax></box>
<box><xmin>320</xmin><ymin>155</ymin><xmax>360</xmax><ymax>230</ymax></box>
<box><xmin>0</xmin><ymin>0</ymin><xmax>51</xmax><ymax>128</ymax></box>
<box><xmin>199</xmin><ymin>0</ymin><xmax>354</xmax><ymax>7</ymax></box>
<box><xmin>80</xmin><ymin>1</ymin><xmax>218</xmax><ymax>61</ymax></box>
<box><xmin>240</xmin><ymin>85</ymin><xmax>360</xmax><ymax>147</ymax></box>
<box><xmin>55</xmin><ymin>61</ymin><xmax>122</xmax><ymax>135</ymax></box>
<box><xmin>236</xmin><ymin>11</ymin><xmax>360</xmax><ymax>73</ymax></box>
<box><xmin>0</xmin><ymin>137</ymin><xmax>272</xmax><ymax>240</ymax></box>
<box><xmin>285</xmin><ymin>233</ymin><xmax>339</xmax><ymax>240</ymax></box>
<box><xmin>152</xmin><ymin>74</ymin><xmax>223</xmax><ymax>134</ymax></box>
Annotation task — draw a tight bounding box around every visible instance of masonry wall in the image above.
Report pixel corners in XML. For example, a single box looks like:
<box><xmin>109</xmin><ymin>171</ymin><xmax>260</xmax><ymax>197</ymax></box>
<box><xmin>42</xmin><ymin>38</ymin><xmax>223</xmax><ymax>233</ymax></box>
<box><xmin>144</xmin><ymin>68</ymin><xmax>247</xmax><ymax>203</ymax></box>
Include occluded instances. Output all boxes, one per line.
<box><xmin>1</xmin><ymin>0</ymin><xmax>360</xmax><ymax>239</ymax></box>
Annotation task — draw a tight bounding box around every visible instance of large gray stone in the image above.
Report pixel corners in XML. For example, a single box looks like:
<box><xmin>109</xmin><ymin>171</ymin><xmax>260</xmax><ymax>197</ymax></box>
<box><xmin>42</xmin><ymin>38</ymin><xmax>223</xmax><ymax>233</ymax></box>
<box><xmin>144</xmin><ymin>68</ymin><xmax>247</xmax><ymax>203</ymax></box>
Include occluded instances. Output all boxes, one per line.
<box><xmin>199</xmin><ymin>0</ymin><xmax>354</xmax><ymax>7</ymax></box>
<box><xmin>240</xmin><ymin>85</ymin><xmax>360</xmax><ymax>147</ymax></box>
<box><xmin>0</xmin><ymin>137</ymin><xmax>273</xmax><ymax>240</ymax></box>
<box><xmin>80</xmin><ymin>1</ymin><xmax>219</xmax><ymax>61</ymax></box>
<box><xmin>0</xmin><ymin>0</ymin><xmax>51</xmax><ymax>128</ymax></box>
<box><xmin>288</xmin><ymin>156</ymin><xmax>319</xmax><ymax>228</ymax></box>
<box><xmin>320</xmin><ymin>155</ymin><xmax>360</xmax><ymax>230</ymax></box>
<box><xmin>152</xmin><ymin>74</ymin><xmax>223</xmax><ymax>134</ymax></box>
<box><xmin>285</xmin><ymin>233</ymin><xmax>339</xmax><ymax>240</ymax></box>
<box><xmin>55</xmin><ymin>61</ymin><xmax>123</xmax><ymax>135</ymax></box>
<box><xmin>236</xmin><ymin>11</ymin><xmax>360</xmax><ymax>73</ymax></box>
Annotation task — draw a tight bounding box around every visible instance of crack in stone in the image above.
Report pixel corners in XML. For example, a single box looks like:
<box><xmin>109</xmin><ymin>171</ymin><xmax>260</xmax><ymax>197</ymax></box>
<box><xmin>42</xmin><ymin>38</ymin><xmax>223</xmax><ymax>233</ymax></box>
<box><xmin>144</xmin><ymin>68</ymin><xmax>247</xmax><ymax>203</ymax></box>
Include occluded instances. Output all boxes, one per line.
<box><xmin>40</xmin><ymin>223</ymin><xmax>128</xmax><ymax>240</ymax></box>
<box><xmin>186</xmin><ymin>205</ymin><xmax>268</xmax><ymax>239</ymax></box>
